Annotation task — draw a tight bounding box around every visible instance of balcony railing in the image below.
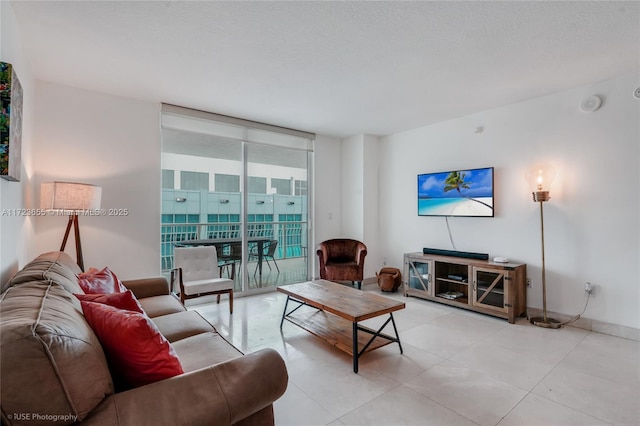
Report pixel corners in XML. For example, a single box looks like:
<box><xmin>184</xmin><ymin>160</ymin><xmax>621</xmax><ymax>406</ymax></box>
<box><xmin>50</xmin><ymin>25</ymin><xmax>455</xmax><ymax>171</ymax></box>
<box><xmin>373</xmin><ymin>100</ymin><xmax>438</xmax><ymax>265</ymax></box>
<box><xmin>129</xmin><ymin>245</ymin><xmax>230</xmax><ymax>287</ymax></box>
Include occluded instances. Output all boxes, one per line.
<box><xmin>161</xmin><ymin>221</ymin><xmax>307</xmax><ymax>272</ymax></box>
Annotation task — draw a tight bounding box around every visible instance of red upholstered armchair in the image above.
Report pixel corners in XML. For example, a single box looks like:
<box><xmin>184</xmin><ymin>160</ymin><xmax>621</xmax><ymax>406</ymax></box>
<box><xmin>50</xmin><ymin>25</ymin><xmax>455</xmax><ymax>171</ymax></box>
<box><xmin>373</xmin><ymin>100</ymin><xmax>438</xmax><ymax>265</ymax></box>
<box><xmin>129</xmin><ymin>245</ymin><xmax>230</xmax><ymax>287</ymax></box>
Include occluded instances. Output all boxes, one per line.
<box><xmin>317</xmin><ymin>239</ymin><xmax>367</xmax><ymax>289</ymax></box>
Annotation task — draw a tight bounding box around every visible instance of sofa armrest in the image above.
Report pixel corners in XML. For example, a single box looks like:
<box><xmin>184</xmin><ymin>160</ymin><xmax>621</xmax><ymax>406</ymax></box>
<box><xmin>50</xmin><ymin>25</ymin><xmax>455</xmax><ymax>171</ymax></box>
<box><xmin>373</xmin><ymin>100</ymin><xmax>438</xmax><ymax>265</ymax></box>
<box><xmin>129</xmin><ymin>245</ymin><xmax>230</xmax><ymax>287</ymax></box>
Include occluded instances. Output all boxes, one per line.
<box><xmin>84</xmin><ymin>349</ymin><xmax>288</xmax><ymax>425</ymax></box>
<box><xmin>122</xmin><ymin>277</ymin><xmax>170</xmax><ymax>299</ymax></box>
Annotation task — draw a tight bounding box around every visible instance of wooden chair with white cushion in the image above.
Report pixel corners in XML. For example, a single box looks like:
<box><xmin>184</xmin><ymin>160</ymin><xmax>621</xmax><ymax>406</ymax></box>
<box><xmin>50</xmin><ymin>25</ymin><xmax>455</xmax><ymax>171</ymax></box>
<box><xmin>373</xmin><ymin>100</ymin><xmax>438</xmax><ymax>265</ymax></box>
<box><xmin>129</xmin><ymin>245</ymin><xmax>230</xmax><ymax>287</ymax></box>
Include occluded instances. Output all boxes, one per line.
<box><xmin>171</xmin><ymin>246</ymin><xmax>234</xmax><ymax>313</ymax></box>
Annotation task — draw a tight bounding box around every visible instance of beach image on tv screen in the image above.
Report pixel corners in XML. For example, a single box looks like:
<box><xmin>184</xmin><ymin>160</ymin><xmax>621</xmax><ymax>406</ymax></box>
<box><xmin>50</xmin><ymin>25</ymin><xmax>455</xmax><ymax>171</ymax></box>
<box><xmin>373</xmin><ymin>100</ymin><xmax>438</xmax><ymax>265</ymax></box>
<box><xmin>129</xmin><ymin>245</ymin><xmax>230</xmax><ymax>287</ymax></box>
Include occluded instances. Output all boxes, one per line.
<box><xmin>418</xmin><ymin>167</ymin><xmax>494</xmax><ymax>217</ymax></box>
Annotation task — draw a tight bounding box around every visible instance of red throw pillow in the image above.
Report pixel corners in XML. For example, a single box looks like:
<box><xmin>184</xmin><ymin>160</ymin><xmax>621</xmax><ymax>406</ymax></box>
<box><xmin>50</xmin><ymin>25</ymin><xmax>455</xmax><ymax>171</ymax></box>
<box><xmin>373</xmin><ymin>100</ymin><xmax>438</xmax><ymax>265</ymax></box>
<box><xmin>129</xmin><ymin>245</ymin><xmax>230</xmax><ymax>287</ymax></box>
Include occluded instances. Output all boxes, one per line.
<box><xmin>78</xmin><ymin>267</ymin><xmax>127</xmax><ymax>294</ymax></box>
<box><xmin>75</xmin><ymin>290</ymin><xmax>144</xmax><ymax>314</ymax></box>
<box><xmin>80</xmin><ymin>301</ymin><xmax>184</xmax><ymax>389</ymax></box>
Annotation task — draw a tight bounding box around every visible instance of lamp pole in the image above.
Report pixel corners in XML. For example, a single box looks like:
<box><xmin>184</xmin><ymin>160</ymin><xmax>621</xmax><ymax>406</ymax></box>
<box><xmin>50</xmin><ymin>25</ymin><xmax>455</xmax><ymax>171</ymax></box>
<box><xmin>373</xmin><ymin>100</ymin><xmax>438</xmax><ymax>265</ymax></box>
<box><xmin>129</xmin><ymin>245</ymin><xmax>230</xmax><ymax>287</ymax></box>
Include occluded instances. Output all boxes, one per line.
<box><xmin>60</xmin><ymin>213</ymin><xmax>84</xmax><ymax>271</ymax></box>
<box><xmin>530</xmin><ymin>190</ymin><xmax>561</xmax><ymax>329</ymax></box>
<box><xmin>539</xmin><ymin>199</ymin><xmax>548</xmax><ymax>322</ymax></box>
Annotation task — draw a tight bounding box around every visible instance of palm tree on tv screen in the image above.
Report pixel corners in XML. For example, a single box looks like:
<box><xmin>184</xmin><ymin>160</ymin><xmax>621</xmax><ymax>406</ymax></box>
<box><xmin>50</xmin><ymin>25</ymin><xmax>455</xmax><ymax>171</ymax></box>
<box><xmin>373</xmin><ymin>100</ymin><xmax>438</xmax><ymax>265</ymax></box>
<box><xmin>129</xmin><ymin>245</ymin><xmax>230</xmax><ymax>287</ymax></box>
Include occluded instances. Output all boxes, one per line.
<box><xmin>443</xmin><ymin>171</ymin><xmax>493</xmax><ymax>210</ymax></box>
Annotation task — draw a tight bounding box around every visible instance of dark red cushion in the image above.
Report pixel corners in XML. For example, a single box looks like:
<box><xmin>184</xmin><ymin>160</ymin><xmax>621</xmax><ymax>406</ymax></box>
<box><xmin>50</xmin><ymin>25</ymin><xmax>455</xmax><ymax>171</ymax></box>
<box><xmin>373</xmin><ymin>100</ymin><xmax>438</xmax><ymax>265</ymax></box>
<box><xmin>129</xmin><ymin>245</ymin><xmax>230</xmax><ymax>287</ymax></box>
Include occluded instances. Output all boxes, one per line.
<box><xmin>80</xmin><ymin>301</ymin><xmax>184</xmax><ymax>389</ymax></box>
<box><xmin>78</xmin><ymin>267</ymin><xmax>127</xmax><ymax>294</ymax></box>
<box><xmin>75</xmin><ymin>290</ymin><xmax>144</xmax><ymax>314</ymax></box>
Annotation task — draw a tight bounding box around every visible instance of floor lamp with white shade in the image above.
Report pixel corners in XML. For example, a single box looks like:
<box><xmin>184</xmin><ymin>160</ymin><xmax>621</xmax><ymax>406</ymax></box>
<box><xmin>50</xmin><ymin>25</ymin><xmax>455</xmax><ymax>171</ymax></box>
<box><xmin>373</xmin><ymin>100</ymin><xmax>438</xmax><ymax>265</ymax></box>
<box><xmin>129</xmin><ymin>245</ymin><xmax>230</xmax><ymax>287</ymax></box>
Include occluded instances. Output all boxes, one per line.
<box><xmin>40</xmin><ymin>181</ymin><xmax>102</xmax><ymax>272</ymax></box>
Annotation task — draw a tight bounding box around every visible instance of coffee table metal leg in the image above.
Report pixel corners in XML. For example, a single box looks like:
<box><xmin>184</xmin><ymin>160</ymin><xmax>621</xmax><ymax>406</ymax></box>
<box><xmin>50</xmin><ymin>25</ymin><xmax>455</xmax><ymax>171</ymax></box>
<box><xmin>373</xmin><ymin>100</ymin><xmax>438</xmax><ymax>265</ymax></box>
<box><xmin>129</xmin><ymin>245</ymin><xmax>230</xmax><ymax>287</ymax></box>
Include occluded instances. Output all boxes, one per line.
<box><xmin>390</xmin><ymin>312</ymin><xmax>403</xmax><ymax>354</ymax></box>
<box><xmin>280</xmin><ymin>296</ymin><xmax>290</xmax><ymax>329</ymax></box>
<box><xmin>280</xmin><ymin>295</ymin><xmax>316</xmax><ymax>329</ymax></box>
<box><xmin>353</xmin><ymin>322</ymin><xmax>359</xmax><ymax>373</ymax></box>
<box><xmin>351</xmin><ymin>313</ymin><xmax>403</xmax><ymax>373</ymax></box>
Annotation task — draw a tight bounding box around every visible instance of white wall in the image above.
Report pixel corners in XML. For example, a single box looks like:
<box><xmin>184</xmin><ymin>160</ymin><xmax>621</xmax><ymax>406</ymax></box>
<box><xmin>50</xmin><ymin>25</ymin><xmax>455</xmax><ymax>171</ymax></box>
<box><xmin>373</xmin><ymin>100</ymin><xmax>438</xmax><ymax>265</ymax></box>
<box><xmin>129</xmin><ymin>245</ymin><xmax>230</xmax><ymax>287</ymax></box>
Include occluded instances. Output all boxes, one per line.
<box><xmin>336</xmin><ymin>134</ymin><xmax>381</xmax><ymax>279</ymax></box>
<box><xmin>313</xmin><ymin>134</ymin><xmax>342</xmax><ymax>276</ymax></box>
<box><xmin>341</xmin><ymin>135</ymin><xmax>364</xmax><ymax>241</ymax></box>
<box><xmin>0</xmin><ymin>1</ymin><xmax>35</xmax><ymax>286</ymax></box>
<box><xmin>379</xmin><ymin>72</ymin><xmax>640</xmax><ymax>330</ymax></box>
<box><xmin>31</xmin><ymin>82</ymin><xmax>161</xmax><ymax>279</ymax></box>
<box><xmin>362</xmin><ymin>134</ymin><xmax>380</xmax><ymax>278</ymax></box>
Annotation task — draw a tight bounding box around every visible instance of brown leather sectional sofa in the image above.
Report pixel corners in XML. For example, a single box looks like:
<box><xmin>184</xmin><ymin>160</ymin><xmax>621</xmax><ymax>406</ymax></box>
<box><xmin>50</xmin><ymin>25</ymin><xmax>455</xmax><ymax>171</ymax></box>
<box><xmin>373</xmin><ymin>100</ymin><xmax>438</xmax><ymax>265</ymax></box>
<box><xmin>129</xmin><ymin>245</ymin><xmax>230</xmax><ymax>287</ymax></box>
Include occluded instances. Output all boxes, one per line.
<box><xmin>0</xmin><ymin>252</ymin><xmax>288</xmax><ymax>425</ymax></box>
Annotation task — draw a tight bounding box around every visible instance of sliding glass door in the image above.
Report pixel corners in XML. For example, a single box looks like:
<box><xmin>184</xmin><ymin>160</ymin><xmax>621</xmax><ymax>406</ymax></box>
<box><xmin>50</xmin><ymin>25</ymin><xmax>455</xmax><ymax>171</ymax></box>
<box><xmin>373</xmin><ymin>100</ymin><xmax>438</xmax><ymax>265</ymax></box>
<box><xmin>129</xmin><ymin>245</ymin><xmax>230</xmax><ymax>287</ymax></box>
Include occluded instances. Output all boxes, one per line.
<box><xmin>160</xmin><ymin>105</ymin><xmax>313</xmax><ymax>293</ymax></box>
<box><xmin>245</xmin><ymin>142</ymin><xmax>310</xmax><ymax>289</ymax></box>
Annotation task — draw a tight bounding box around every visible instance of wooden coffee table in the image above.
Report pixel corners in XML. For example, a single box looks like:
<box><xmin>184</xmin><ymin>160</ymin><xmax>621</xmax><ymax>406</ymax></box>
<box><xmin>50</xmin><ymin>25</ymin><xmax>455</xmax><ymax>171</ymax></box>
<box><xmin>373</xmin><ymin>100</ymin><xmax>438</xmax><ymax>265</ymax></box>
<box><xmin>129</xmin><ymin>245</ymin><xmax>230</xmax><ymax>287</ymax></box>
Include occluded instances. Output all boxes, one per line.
<box><xmin>277</xmin><ymin>280</ymin><xmax>405</xmax><ymax>373</ymax></box>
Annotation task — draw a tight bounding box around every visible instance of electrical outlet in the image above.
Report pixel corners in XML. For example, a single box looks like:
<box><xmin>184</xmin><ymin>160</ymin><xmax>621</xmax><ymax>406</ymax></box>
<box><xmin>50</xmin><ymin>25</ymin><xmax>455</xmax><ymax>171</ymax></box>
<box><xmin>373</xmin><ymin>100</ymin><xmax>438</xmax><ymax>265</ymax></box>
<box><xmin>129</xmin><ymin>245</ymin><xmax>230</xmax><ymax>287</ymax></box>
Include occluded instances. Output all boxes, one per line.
<box><xmin>585</xmin><ymin>282</ymin><xmax>593</xmax><ymax>295</ymax></box>
<box><xmin>383</xmin><ymin>257</ymin><xmax>387</xmax><ymax>266</ymax></box>
<box><xmin>526</xmin><ymin>277</ymin><xmax>532</xmax><ymax>288</ymax></box>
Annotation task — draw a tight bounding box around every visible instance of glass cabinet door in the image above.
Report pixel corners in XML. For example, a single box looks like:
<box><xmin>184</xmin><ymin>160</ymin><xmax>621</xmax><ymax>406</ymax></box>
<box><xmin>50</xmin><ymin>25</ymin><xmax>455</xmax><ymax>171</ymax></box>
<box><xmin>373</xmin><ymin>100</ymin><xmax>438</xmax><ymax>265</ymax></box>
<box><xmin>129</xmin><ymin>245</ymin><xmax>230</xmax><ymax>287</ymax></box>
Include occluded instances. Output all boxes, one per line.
<box><xmin>405</xmin><ymin>259</ymin><xmax>432</xmax><ymax>295</ymax></box>
<box><xmin>473</xmin><ymin>267</ymin><xmax>509</xmax><ymax>313</ymax></box>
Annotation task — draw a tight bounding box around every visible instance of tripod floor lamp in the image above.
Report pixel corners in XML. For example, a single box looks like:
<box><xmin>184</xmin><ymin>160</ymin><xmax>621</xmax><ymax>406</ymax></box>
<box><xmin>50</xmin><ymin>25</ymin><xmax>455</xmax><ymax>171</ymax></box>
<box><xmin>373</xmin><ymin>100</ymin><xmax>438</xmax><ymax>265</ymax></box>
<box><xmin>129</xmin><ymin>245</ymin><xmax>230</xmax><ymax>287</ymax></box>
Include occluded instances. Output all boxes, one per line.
<box><xmin>526</xmin><ymin>164</ymin><xmax>561</xmax><ymax>329</ymax></box>
<box><xmin>41</xmin><ymin>182</ymin><xmax>102</xmax><ymax>272</ymax></box>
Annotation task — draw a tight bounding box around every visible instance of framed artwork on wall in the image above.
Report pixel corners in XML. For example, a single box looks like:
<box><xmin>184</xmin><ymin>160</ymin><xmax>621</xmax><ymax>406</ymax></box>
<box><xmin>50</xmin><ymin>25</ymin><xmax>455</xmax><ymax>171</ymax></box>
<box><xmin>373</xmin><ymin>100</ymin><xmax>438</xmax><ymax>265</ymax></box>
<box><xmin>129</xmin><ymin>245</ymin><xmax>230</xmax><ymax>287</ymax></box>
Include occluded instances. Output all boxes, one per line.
<box><xmin>1</xmin><ymin>61</ymin><xmax>23</xmax><ymax>182</ymax></box>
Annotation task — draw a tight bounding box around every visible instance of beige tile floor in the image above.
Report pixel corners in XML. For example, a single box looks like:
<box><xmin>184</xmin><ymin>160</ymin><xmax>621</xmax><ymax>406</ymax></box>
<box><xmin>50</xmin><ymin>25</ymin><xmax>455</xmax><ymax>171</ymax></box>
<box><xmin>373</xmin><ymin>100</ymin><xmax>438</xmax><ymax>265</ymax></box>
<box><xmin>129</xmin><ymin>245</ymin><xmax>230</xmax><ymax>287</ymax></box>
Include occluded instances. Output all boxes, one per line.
<box><xmin>191</xmin><ymin>287</ymin><xmax>640</xmax><ymax>426</ymax></box>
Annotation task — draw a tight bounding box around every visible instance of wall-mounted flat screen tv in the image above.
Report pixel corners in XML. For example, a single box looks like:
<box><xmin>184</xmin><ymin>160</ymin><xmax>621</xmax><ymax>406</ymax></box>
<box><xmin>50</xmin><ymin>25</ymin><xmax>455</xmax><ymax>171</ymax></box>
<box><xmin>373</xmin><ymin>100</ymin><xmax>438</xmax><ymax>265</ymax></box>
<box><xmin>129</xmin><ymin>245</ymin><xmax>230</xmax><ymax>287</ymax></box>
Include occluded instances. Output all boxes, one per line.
<box><xmin>418</xmin><ymin>167</ymin><xmax>494</xmax><ymax>217</ymax></box>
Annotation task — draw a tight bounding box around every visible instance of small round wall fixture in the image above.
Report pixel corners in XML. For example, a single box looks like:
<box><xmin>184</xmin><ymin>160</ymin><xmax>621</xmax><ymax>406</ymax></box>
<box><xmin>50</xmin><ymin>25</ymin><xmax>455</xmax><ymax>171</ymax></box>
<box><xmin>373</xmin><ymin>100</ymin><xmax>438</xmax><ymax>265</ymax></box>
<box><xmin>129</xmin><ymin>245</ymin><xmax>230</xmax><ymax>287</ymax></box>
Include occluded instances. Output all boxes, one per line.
<box><xmin>580</xmin><ymin>95</ymin><xmax>602</xmax><ymax>113</ymax></box>
<box><xmin>633</xmin><ymin>87</ymin><xmax>640</xmax><ymax>100</ymax></box>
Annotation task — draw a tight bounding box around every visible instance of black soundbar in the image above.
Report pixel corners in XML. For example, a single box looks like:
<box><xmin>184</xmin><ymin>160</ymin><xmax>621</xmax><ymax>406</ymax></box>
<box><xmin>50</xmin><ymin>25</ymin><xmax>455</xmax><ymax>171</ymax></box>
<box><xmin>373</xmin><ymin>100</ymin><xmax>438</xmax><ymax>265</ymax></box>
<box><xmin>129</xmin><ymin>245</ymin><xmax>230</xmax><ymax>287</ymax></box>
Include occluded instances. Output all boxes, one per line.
<box><xmin>422</xmin><ymin>248</ymin><xmax>489</xmax><ymax>260</ymax></box>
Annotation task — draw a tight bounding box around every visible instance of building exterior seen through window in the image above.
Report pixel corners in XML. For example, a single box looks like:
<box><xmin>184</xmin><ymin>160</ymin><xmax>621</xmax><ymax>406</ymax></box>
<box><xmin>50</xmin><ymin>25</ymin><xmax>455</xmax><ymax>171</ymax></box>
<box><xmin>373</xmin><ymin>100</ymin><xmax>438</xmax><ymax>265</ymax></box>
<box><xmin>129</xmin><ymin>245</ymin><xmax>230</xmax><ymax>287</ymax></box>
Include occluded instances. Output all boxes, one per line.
<box><xmin>161</xmin><ymin>169</ymin><xmax>307</xmax><ymax>272</ymax></box>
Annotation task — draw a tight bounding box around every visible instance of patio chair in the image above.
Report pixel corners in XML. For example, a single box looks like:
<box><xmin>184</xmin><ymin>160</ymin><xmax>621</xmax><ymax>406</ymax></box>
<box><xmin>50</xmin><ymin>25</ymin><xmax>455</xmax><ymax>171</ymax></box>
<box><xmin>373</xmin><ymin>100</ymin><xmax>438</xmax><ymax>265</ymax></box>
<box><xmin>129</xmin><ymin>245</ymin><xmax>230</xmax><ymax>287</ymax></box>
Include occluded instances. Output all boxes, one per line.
<box><xmin>218</xmin><ymin>242</ymin><xmax>242</xmax><ymax>280</ymax></box>
<box><xmin>250</xmin><ymin>239</ymin><xmax>280</xmax><ymax>275</ymax></box>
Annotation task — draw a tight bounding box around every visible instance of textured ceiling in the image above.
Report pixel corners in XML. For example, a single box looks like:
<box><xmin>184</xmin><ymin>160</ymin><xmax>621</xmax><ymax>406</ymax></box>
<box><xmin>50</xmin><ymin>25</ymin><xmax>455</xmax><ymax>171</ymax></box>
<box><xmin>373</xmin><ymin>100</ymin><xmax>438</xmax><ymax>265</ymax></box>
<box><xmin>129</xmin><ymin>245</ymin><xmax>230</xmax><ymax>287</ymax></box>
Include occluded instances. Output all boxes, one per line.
<box><xmin>10</xmin><ymin>1</ymin><xmax>640</xmax><ymax>137</ymax></box>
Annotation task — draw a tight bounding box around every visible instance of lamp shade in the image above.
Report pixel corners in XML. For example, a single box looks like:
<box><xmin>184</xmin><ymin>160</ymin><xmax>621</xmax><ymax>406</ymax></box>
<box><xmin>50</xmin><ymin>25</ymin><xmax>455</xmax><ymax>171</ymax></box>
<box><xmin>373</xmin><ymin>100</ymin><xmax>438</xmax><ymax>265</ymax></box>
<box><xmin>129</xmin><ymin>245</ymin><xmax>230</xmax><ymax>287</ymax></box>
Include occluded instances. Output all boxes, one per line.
<box><xmin>41</xmin><ymin>182</ymin><xmax>102</xmax><ymax>211</ymax></box>
<box><xmin>526</xmin><ymin>164</ymin><xmax>556</xmax><ymax>193</ymax></box>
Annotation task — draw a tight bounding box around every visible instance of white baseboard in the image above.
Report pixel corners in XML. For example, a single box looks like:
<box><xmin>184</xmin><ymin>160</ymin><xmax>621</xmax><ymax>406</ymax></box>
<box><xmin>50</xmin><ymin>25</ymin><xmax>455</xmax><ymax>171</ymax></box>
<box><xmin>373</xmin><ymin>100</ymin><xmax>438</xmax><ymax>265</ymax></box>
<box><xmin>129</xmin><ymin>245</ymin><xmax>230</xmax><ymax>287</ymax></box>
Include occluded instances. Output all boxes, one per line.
<box><xmin>362</xmin><ymin>276</ymin><xmax>378</xmax><ymax>285</ymax></box>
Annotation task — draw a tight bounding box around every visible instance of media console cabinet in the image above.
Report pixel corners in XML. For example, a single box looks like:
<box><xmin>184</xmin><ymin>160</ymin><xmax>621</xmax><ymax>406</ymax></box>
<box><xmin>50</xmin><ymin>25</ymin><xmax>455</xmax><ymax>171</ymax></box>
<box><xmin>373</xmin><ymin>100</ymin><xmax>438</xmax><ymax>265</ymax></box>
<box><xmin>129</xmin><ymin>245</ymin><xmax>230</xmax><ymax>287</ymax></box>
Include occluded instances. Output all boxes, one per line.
<box><xmin>403</xmin><ymin>252</ymin><xmax>527</xmax><ymax>323</ymax></box>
